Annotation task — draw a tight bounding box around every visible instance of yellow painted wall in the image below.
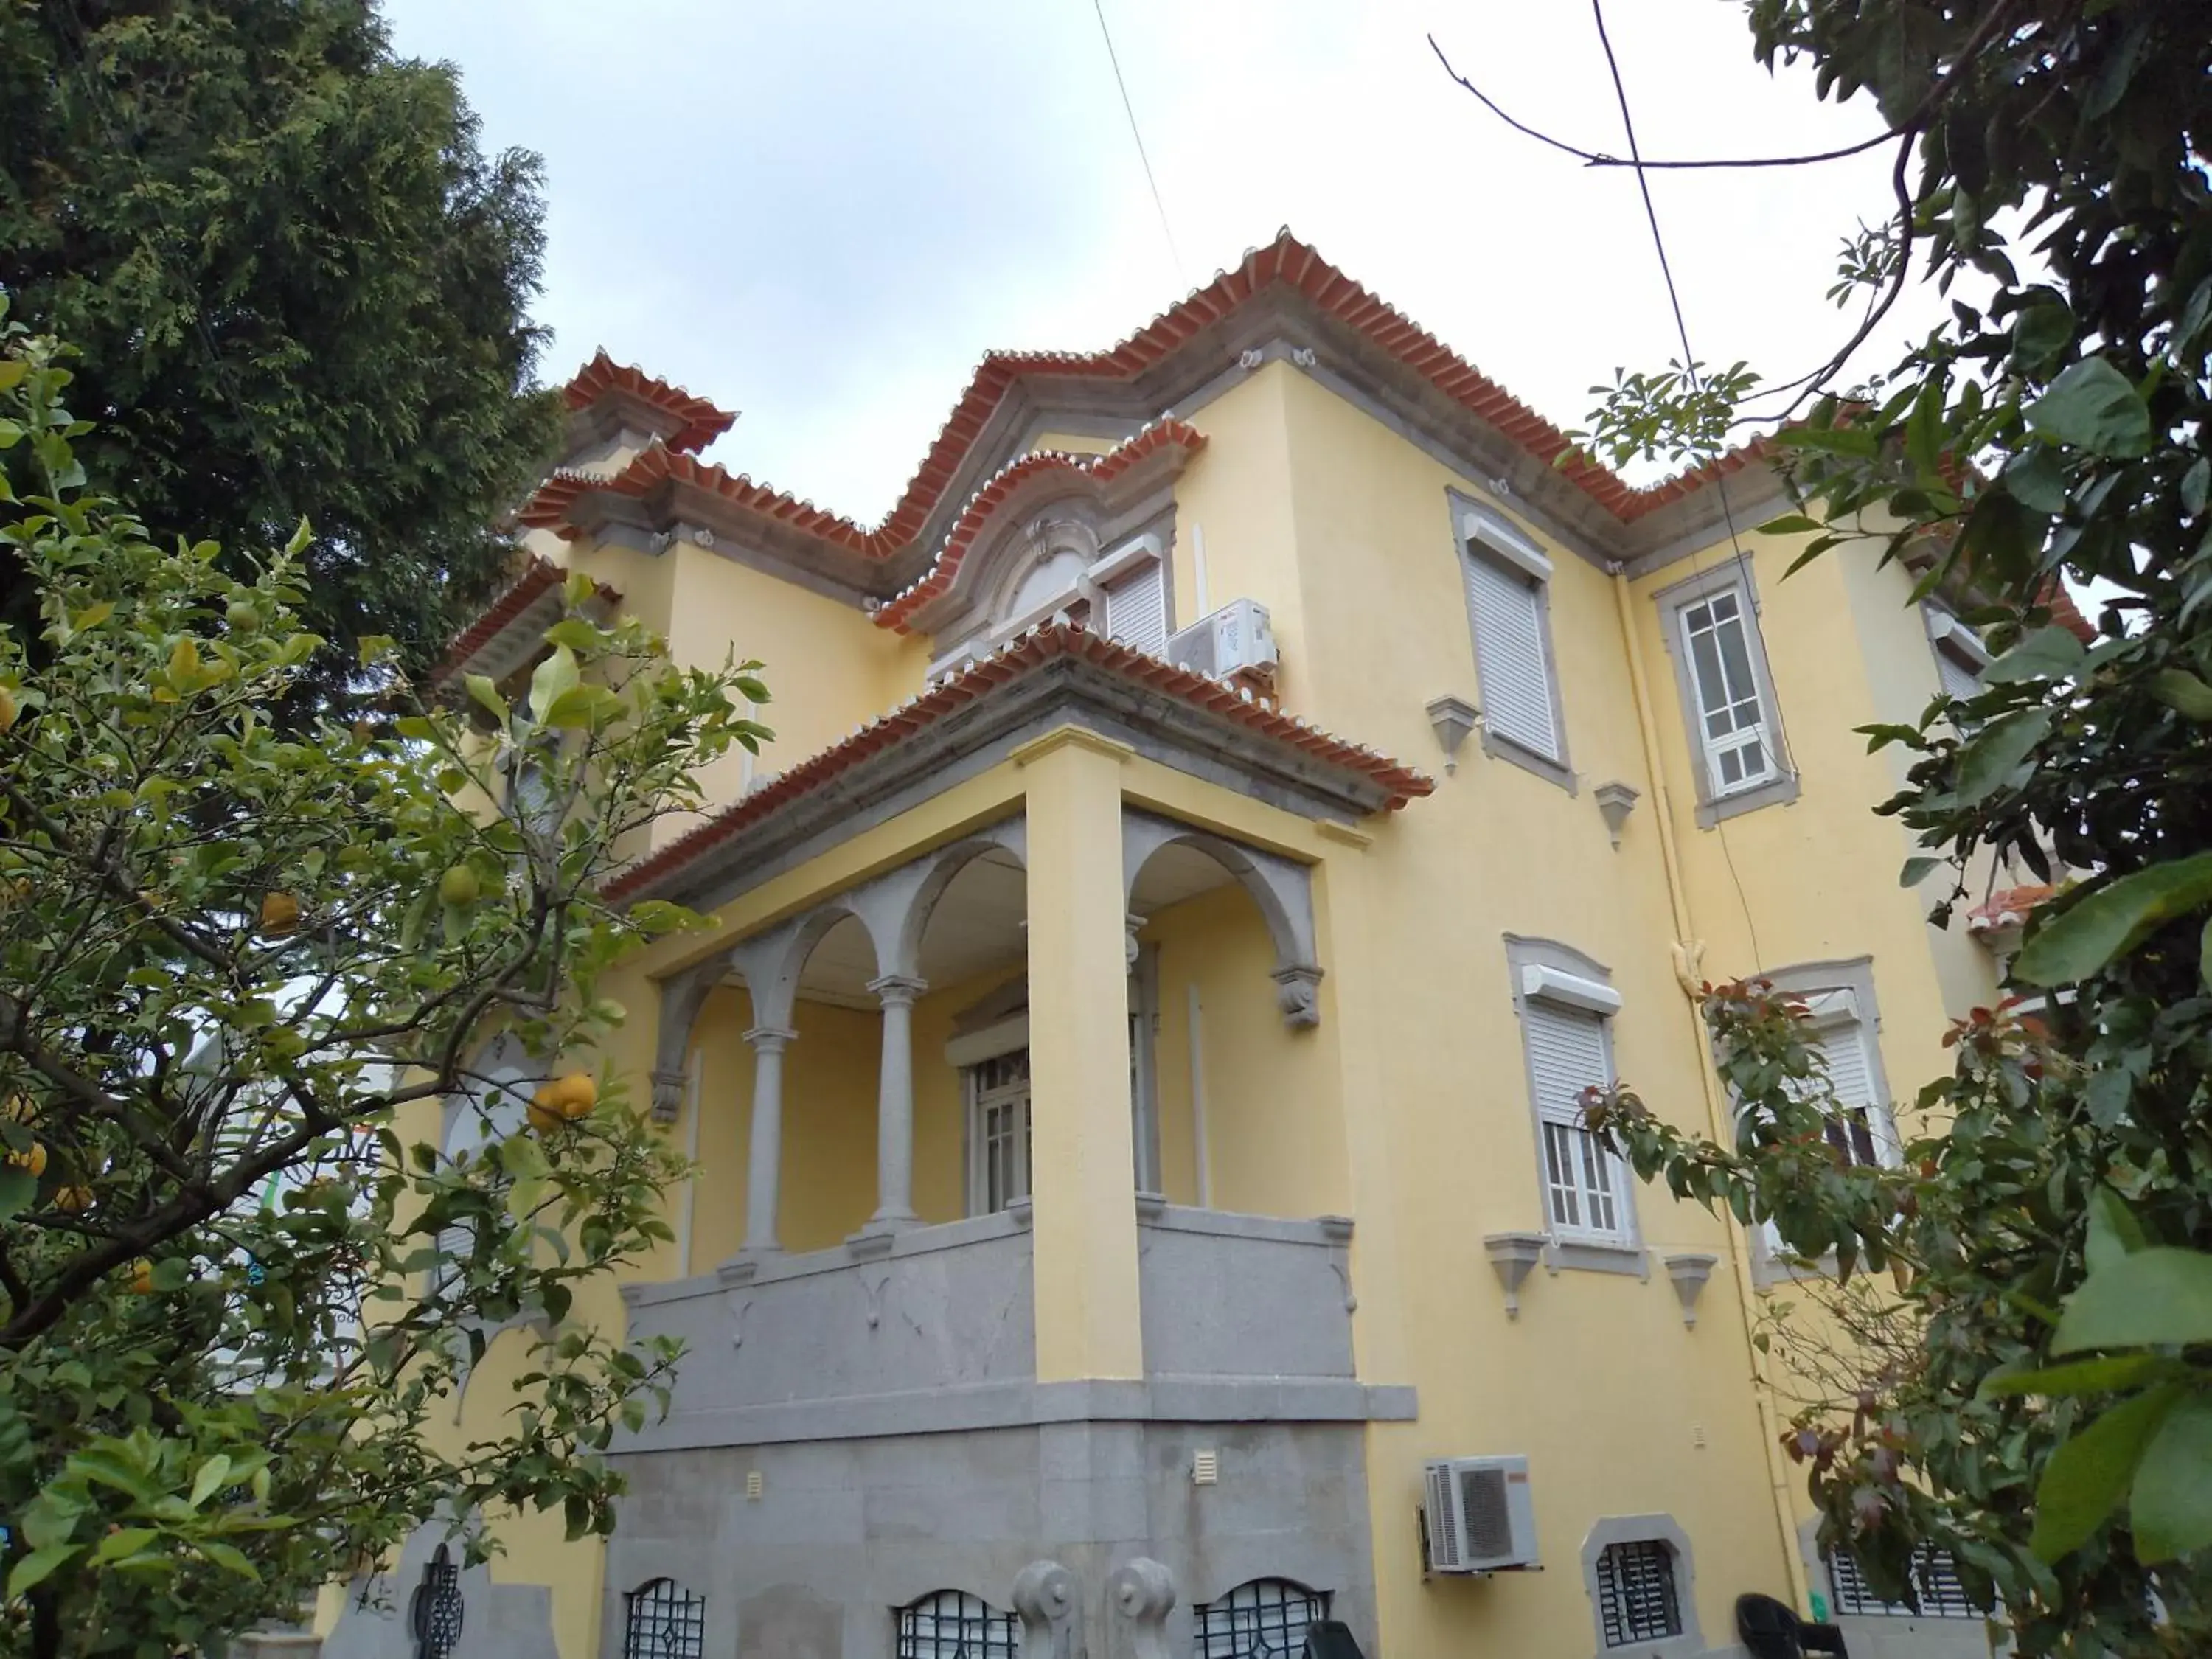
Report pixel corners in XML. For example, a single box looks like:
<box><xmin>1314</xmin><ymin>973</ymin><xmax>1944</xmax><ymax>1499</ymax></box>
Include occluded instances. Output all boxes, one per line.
<box><xmin>1142</xmin><ymin>883</ymin><xmax>1335</xmax><ymax>1219</ymax></box>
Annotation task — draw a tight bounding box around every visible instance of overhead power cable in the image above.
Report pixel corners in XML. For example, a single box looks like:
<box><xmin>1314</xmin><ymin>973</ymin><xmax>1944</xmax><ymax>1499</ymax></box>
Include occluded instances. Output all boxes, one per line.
<box><xmin>1089</xmin><ymin>0</ymin><xmax>1186</xmax><ymax>285</ymax></box>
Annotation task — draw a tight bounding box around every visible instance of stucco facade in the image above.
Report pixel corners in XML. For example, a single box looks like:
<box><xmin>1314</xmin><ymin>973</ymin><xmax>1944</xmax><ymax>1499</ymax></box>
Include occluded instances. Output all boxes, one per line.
<box><xmin>330</xmin><ymin>233</ymin><xmax>2008</xmax><ymax>1659</ymax></box>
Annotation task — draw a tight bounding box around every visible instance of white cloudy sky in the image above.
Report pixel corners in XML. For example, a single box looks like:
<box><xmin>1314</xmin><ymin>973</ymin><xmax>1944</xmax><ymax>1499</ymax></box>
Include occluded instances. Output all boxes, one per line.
<box><xmin>380</xmin><ymin>0</ymin><xmax>1925</xmax><ymax>515</ymax></box>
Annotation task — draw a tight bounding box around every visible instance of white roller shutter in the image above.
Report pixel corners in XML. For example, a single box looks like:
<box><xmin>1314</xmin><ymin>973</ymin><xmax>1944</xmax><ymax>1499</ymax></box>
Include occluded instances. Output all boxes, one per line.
<box><xmin>1936</xmin><ymin>647</ymin><xmax>1982</xmax><ymax>704</ymax></box>
<box><xmin>1103</xmin><ymin>560</ymin><xmax>1169</xmax><ymax>656</ymax></box>
<box><xmin>1462</xmin><ymin>551</ymin><xmax>1559</xmax><ymax>760</ymax></box>
<box><xmin>1522</xmin><ymin>998</ymin><xmax>1627</xmax><ymax>1242</ymax></box>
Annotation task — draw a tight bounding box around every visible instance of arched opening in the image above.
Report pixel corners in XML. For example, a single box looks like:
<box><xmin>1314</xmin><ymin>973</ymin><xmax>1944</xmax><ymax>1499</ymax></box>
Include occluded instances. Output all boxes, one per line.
<box><xmin>765</xmin><ymin>909</ymin><xmax>883</xmax><ymax>1251</ymax></box>
<box><xmin>435</xmin><ymin>1034</ymin><xmax>538</xmax><ymax>1290</ymax></box>
<box><xmin>1193</xmin><ymin>1578</ymin><xmax>1331</xmax><ymax>1659</ymax></box>
<box><xmin>1131</xmin><ymin>841</ymin><xmax>1329</xmax><ymax>1219</ymax></box>
<box><xmin>894</xmin><ymin>1589</ymin><xmax>1018</xmax><ymax>1659</ymax></box>
<box><xmin>907</xmin><ymin>844</ymin><xmax>1028</xmax><ymax>1223</ymax></box>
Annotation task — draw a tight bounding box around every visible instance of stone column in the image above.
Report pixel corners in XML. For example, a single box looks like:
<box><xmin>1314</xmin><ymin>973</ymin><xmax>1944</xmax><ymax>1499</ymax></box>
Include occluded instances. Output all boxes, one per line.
<box><xmin>740</xmin><ymin>1025</ymin><xmax>796</xmax><ymax>1253</ymax></box>
<box><xmin>866</xmin><ymin>974</ymin><xmax>927</xmax><ymax>1232</ymax></box>
<box><xmin>1015</xmin><ymin>727</ymin><xmax>1143</xmax><ymax>1382</ymax></box>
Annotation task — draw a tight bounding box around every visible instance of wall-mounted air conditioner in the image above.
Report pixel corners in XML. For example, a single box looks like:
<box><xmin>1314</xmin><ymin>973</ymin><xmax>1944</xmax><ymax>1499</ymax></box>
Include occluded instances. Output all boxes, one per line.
<box><xmin>1166</xmin><ymin>599</ymin><xmax>1278</xmax><ymax>686</ymax></box>
<box><xmin>1424</xmin><ymin>1455</ymin><xmax>1540</xmax><ymax>1574</ymax></box>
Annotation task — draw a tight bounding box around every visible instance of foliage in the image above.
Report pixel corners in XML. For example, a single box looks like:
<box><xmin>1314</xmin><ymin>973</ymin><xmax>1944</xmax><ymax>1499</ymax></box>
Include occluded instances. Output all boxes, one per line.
<box><xmin>0</xmin><ymin>312</ymin><xmax>770</xmax><ymax>1659</ymax></box>
<box><xmin>1532</xmin><ymin>1</ymin><xmax>2212</xmax><ymax>1652</ymax></box>
<box><xmin>0</xmin><ymin>0</ymin><xmax>562</xmax><ymax>719</ymax></box>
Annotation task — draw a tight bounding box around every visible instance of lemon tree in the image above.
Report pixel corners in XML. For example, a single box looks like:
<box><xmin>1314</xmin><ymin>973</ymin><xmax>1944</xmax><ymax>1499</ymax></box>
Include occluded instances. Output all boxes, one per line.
<box><xmin>0</xmin><ymin>310</ymin><xmax>768</xmax><ymax>1659</ymax></box>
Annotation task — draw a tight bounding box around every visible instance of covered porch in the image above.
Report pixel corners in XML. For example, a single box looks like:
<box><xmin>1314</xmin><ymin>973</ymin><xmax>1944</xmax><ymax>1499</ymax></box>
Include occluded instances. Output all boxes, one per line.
<box><xmin>612</xmin><ymin>624</ymin><xmax>1429</xmax><ymax>1437</ymax></box>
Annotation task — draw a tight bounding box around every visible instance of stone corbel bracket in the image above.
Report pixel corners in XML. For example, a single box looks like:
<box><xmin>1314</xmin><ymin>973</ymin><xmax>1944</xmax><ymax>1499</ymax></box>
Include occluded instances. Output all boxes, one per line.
<box><xmin>1012</xmin><ymin>1559</ymin><xmax>1082</xmax><ymax>1659</ymax></box>
<box><xmin>1483</xmin><ymin>1231</ymin><xmax>1548</xmax><ymax>1319</ymax></box>
<box><xmin>1110</xmin><ymin>1558</ymin><xmax>1178</xmax><ymax>1659</ymax></box>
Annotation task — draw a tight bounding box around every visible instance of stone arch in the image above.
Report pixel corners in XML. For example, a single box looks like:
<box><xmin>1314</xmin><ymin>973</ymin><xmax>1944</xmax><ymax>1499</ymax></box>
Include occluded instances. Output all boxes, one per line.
<box><xmin>727</xmin><ymin>903</ymin><xmax>877</xmax><ymax>1033</ymax></box>
<box><xmin>1122</xmin><ymin>809</ymin><xmax>1323</xmax><ymax>1028</ymax></box>
<box><xmin>885</xmin><ymin>820</ymin><xmax>1029</xmax><ymax>981</ymax></box>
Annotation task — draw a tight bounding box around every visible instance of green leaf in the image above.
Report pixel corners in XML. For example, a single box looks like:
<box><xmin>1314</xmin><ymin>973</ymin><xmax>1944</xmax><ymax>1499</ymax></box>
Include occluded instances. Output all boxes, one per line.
<box><xmin>2132</xmin><ymin>1392</ymin><xmax>2212</xmax><ymax>1562</ymax></box>
<box><xmin>2053</xmin><ymin>1248</ymin><xmax>2212</xmax><ymax>1354</ymax></box>
<box><xmin>189</xmin><ymin>1453</ymin><xmax>233</xmax><ymax>1509</ymax></box>
<box><xmin>1899</xmin><ymin>855</ymin><xmax>1941</xmax><ymax>888</ymax></box>
<box><xmin>92</xmin><ymin>1526</ymin><xmax>159</xmax><ymax>1565</ymax></box>
<box><xmin>2150</xmin><ymin>669</ymin><xmax>2212</xmax><ymax>720</ymax></box>
<box><xmin>2004</xmin><ymin>448</ymin><xmax>2070</xmax><ymax>515</ymax></box>
<box><xmin>529</xmin><ymin>646</ymin><xmax>580</xmax><ymax>723</ymax></box>
<box><xmin>2015</xmin><ymin>853</ymin><xmax>2212</xmax><ymax>986</ymax></box>
<box><xmin>0</xmin><ymin>1164</ymin><xmax>33</xmax><ymax>1222</ymax></box>
<box><xmin>1953</xmin><ymin>708</ymin><xmax>2050</xmax><ymax>804</ymax></box>
<box><xmin>540</xmin><ymin>684</ymin><xmax>610</xmax><ymax>730</ymax></box>
<box><xmin>7</xmin><ymin>1544</ymin><xmax>83</xmax><ymax>1598</ymax></box>
<box><xmin>2013</xmin><ymin>302</ymin><xmax>2076</xmax><ymax>374</ymax></box>
<box><xmin>2087</xmin><ymin>1188</ymin><xmax>2149</xmax><ymax>1274</ymax></box>
<box><xmin>464</xmin><ymin>674</ymin><xmax>508</xmax><ymax>726</ymax></box>
<box><xmin>543</xmin><ymin>618</ymin><xmax>603</xmax><ymax>651</ymax></box>
<box><xmin>2183</xmin><ymin>456</ymin><xmax>2211</xmax><ymax>520</ymax></box>
<box><xmin>2025</xmin><ymin>357</ymin><xmax>2152</xmax><ymax>458</ymax></box>
<box><xmin>1756</xmin><ymin>513</ymin><xmax>1823</xmax><ymax>535</ymax></box>
<box><xmin>1980</xmin><ymin>625</ymin><xmax>2085</xmax><ymax>684</ymax></box>
<box><xmin>2030</xmin><ymin>1381</ymin><xmax>2188</xmax><ymax>1561</ymax></box>
<box><xmin>1980</xmin><ymin>1353</ymin><xmax>2177</xmax><ymax>1399</ymax></box>
<box><xmin>197</xmin><ymin>1539</ymin><xmax>260</xmax><ymax>1579</ymax></box>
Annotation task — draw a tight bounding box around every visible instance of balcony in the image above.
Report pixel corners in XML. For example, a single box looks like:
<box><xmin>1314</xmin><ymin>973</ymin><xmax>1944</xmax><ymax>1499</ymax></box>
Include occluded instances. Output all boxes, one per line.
<box><xmin>615</xmin><ymin>1203</ymin><xmax>1406</xmax><ymax>1452</ymax></box>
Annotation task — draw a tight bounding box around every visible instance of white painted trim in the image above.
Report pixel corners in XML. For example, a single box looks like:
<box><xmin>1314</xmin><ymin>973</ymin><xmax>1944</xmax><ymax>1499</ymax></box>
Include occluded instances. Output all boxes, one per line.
<box><xmin>1520</xmin><ymin>964</ymin><xmax>1624</xmax><ymax>1015</ymax></box>
<box><xmin>945</xmin><ymin>1015</ymin><xmax>1030</xmax><ymax>1069</ymax></box>
<box><xmin>1462</xmin><ymin>504</ymin><xmax>1554</xmax><ymax>582</ymax></box>
<box><xmin>1799</xmin><ymin>988</ymin><xmax>1860</xmax><ymax>1027</ymax></box>
<box><xmin>1189</xmin><ymin>984</ymin><xmax>1212</xmax><ymax>1208</ymax></box>
<box><xmin>1086</xmin><ymin>531</ymin><xmax>1164</xmax><ymax>586</ymax></box>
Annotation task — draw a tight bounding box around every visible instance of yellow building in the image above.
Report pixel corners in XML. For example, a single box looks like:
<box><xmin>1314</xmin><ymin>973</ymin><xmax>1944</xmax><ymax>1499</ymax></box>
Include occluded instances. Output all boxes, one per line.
<box><xmin>325</xmin><ymin>233</ymin><xmax>2013</xmax><ymax>1659</ymax></box>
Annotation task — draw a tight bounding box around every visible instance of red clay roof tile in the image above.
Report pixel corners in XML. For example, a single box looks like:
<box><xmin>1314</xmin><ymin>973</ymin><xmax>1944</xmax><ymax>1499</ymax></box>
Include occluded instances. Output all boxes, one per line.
<box><xmin>603</xmin><ymin>622</ymin><xmax>1432</xmax><ymax>902</ymax></box>
<box><xmin>563</xmin><ymin>350</ymin><xmax>737</xmax><ymax>455</ymax></box>
<box><xmin>430</xmin><ymin>555</ymin><xmax>622</xmax><ymax>686</ymax></box>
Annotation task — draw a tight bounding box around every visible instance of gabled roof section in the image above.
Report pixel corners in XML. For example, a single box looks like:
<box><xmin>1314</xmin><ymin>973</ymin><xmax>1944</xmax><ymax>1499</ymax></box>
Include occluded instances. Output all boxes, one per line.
<box><xmin>873</xmin><ymin>419</ymin><xmax>1207</xmax><ymax>633</ymax></box>
<box><xmin>431</xmin><ymin>555</ymin><xmax>622</xmax><ymax>687</ymax></box>
<box><xmin>515</xmin><ymin>231</ymin><xmax>1778</xmax><ymax>595</ymax></box>
<box><xmin>605</xmin><ymin>621</ymin><xmax>1432</xmax><ymax>906</ymax></box>
<box><xmin>563</xmin><ymin>350</ymin><xmax>737</xmax><ymax>456</ymax></box>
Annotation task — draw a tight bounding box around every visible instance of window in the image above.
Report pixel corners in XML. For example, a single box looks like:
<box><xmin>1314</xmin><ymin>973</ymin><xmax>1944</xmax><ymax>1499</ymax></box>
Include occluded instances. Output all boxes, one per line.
<box><xmin>966</xmin><ymin>1049</ymin><xmax>1032</xmax><ymax>1214</ymax></box>
<box><xmin>1194</xmin><ymin>1579</ymin><xmax>1331</xmax><ymax>1659</ymax></box>
<box><xmin>1826</xmin><ymin>1546</ymin><xmax>1977</xmax><ymax>1618</ymax></box>
<box><xmin>896</xmin><ymin>1590</ymin><xmax>1018</xmax><ymax>1659</ymax></box>
<box><xmin>1750</xmin><ymin>965</ymin><xmax>1896</xmax><ymax>1270</ymax></box>
<box><xmin>407</xmin><ymin>1545</ymin><xmax>464</xmax><ymax>1659</ymax></box>
<box><xmin>1520</xmin><ymin>992</ymin><xmax>1631</xmax><ymax>1248</ymax></box>
<box><xmin>624</xmin><ymin>1579</ymin><xmax>705</xmax><ymax>1659</ymax></box>
<box><xmin>1103</xmin><ymin>558</ymin><xmax>1170</xmax><ymax>655</ymax></box>
<box><xmin>1455</xmin><ymin>502</ymin><xmax>1568</xmax><ymax>780</ymax></box>
<box><xmin>1677</xmin><ymin>582</ymin><xmax>1775</xmax><ymax>797</ymax></box>
<box><xmin>1595</xmin><ymin>1540</ymin><xmax>1684</xmax><ymax>1647</ymax></box>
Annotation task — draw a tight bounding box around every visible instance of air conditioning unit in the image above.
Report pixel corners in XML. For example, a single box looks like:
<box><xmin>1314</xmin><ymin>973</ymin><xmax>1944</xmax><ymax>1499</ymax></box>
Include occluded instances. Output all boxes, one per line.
<box><xmin>1424</xmin><ymin>1456</ymin><xmax>1539</xmax><ymax>1574</ymax></box>
<box><xmin>1166</xmin><ymin>599</ymin><xmax>1278</xmax><ymax>686</ymax></box>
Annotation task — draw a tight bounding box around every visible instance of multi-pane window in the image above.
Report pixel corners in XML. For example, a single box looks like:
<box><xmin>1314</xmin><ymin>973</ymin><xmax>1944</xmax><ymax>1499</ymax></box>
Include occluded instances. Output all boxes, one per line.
<box><xmin>1677</xmin><ymin>582</ymin><xmax>1776</xmax><ymax>797</ymax></box>
<box><xmin>1826</xmin><ymin>1546</ymin><xmax>1977</xmax><ymax>1618</ymax></box>
<box><xmin>967</xmin><ymin>1050</ymin><xmax>1032</xmax><ymax>1214</ymax></box>
<box><xmin>1594</xmin><ymin>1540</ymin><xmax>1684</xmax><ymax>1647</ymax></box>
<box><xmin>623</xmin><ymin>1579</ymin><xmax>705</xmax><ymax>1659</ymax></box>
<box><xmin>1193</xmin><ymin>1579</ymin><xmax>1331</xmax><ymax>1659</ymax></box>
<box><xmin>895</xmin><ymin>1590</ymin><xmax>1019</xmax><ymax>1659</ymax></box>
<box><xmin>1523</xmin><ymin>999</ymin><xmax>1630</xmax><ymax>1245</ymax></box>
<box><xmin>1461</xmin><ymin>542</ymin><xmax>1562</xmax><ymax>763</ymax></box>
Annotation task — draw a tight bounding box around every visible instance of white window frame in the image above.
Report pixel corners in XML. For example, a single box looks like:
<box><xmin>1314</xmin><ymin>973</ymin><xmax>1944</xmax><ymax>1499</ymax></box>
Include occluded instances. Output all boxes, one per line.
<box><xmin>1746</xmin><ymin>959</ymin><xmax>1899</xmax><ymax>1280</ymax></box>
<box><xmin>1655</xmin><ymin>562</ymin><xmax>1798</xmax><ymax>826</ymax></box>
<box><xmin>1506</xmin><ymin>938</ymin><xmax>1640</xmax><ymax>1266</ymax></box>
<box><xmin>964</xmin><ymin>1048</ymin><xmax>1032</xmax><ymax>1217</ymax></box>
<box><xmin>1677</xmin><ymin>582</ymin><xmax>1775</xmax><ymax>796</ymax></box>
<box><xmin>1452</xmin><ymin>494</ymin><xmax>1573</xmax><ymax>790</ymax></box>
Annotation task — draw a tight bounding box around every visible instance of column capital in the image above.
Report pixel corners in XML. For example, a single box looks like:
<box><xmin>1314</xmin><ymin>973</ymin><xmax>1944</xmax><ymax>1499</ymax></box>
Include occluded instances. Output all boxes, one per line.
<box><xmin>742</xmin><ymin>1024</ymin><xmax>797</xmax><ymax>1054</ymax></box>
<box><xmin>865</xmin><ymin>974</ymin><xmax>928</xmax><ymax>1006</ymax></box>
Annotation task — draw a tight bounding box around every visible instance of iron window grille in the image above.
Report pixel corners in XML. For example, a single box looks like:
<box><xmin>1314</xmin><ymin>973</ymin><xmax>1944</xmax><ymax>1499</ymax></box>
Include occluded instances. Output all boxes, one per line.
<box><xmin>1194</xmin><ymin>1578</ymin><xmax>1332</xmax><ymax>1659</ymax></box>
<box><xmin>408</xmin><ymin>1544</ymin><xmax>465</xmax><ymax>1659</ymax></box>
<box><xmin>624</xmin><ymin>1577</ymin><xmax>706</xmax><ymax>1659</ymax></box>
<box><xmin>1826</xmin><ymin>1547</ymin><xmax>1978</xmax><ymax>1618</ymax></box>
<box><xmin>895</xmin><ymin>1590</ymin><xmax>1019</xmax><ymax>1659</ymax></box>
<box><xmin>1595</xmin><ymin>1540</ymin><xmax>1683</xmax><ymax>1647</ymax></box>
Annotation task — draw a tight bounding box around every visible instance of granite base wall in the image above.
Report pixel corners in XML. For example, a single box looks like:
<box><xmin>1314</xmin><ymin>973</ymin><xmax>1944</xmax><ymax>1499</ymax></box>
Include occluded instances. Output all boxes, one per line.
<box><xmin>601</xmin><ymin>1419</ymin><xmax>1379</xmax><ymax>1659</ymax></box>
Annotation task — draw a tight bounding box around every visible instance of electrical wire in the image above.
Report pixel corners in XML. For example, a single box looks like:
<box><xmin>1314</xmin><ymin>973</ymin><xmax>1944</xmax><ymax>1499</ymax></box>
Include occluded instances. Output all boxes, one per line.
<box><xmin>1589</xmin><ymin>0</ymin><xmax>1767</xmax><ymax>972</ymax></box>
<box><xmin>1089</xmin><ymin>0</ymin><xmax>1186</xmax><ymax>285</ymax></box>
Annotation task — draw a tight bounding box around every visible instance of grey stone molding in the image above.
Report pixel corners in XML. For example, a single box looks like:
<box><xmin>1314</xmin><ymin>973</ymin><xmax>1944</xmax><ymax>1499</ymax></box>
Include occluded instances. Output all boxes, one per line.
<box><xmin>1110</xmin><ymin>1558</ymin><xmax>1178</xmax><ymax>1659</ymax></box>
<box><xmin>1650</xmin><ymin>557</ymin><xmax>1802</xmax><ymax>828</ymax></box>
<box><xmin>1122</xmin><ymin>808</ymin><xmax>1324</xmax><ymax>1029</ymax></box>
<box><xmin>1012</xmin><ymin>1560</ymin><xmax>1083</xmax><ymax>1659</ymax></box>
<box><xmin>1577</xmin><ymin>1514</ymin><xmax>1706</xmax><ymax>1659</ymax></box>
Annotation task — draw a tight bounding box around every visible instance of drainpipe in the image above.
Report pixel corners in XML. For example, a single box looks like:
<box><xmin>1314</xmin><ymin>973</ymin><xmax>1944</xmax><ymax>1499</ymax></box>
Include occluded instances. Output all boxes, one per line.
<box><xmin>1612</xmin><ymin>564</ymin><xmax>1813</xmax><ymax>1615</ymax></box>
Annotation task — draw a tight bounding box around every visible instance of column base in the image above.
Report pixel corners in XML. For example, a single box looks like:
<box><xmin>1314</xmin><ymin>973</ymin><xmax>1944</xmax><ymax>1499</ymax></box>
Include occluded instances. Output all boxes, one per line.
<box><xmin>717</xmin><ymin>1247</ymin><xmax>785</xmax><ymax>1287</ymax></box>
<box><xmin>844</xmin><ymin>1216</ymin><xmax>919</xmax><ymax>1259</ymax></box>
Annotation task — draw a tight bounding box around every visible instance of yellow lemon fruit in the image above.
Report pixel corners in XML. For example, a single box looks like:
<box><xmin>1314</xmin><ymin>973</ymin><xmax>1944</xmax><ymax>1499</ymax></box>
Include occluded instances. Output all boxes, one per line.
<box><xmin>438</xmin><ymin>866</ymin><xmax>481</xmax><ymax>907</ymax></box>
<box><xmin>0</xmin><ymin>685</ymin><xmax>16</xmax><ymax>734</ymax></box>
<box><xmin>54</xmin><ymin>1184</ymin><xmax>93</xmax><ymax>1212</ymax></box>
<box><xmin>128</xmin><ymin>1259</ymin><xmax>155</xmax><ymax>1295</ymax></box>
<box><xmin>526</xmin><ymin>1096</ymin><xmax>568</xmax><ymax>1136</ymax></box>
<box><xmin>259</xmin><ymin>891</ymin><xmax>301</xmax><ymax>936</ymax></box>
<box><xmin>7</xmin><ymin>1141</ymin><xmax>47</xmax><ymax>1178</ymax></box>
